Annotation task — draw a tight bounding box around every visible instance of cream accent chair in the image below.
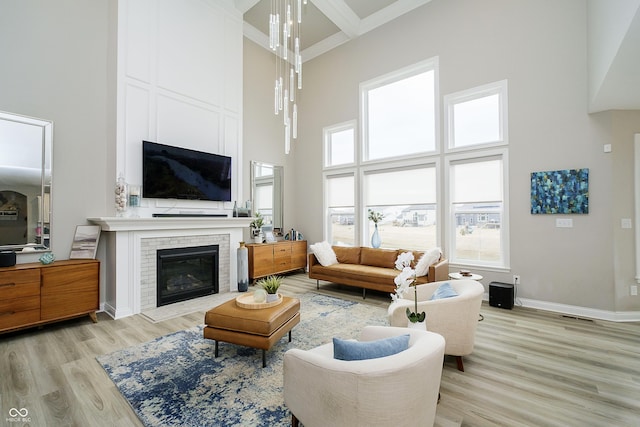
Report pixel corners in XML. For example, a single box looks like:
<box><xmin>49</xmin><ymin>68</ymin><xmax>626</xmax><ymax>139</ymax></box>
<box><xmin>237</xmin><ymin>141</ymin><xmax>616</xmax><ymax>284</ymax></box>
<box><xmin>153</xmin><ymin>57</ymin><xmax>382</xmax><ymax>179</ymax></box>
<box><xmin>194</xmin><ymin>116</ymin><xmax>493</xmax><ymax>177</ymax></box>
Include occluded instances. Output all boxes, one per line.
<box><xmin>388</xmin><ymin>279</ymin><xmax>484</xmax><ymax>372</ymax></box>
<box><xmin>283</xmin><ymin>325</ymin><xmax>445</xmax><ymax>427</ymax></box>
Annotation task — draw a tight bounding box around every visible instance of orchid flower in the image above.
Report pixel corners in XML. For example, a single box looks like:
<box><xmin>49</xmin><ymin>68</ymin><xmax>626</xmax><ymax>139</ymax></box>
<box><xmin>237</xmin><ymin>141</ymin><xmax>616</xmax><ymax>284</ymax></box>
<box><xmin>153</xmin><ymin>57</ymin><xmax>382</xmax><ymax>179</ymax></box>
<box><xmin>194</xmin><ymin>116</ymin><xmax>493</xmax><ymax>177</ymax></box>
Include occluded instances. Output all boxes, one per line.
<box><xmin>391</xmin><ymin>251</ymin><xmax>426</xmax><ymax>324</ymax></box>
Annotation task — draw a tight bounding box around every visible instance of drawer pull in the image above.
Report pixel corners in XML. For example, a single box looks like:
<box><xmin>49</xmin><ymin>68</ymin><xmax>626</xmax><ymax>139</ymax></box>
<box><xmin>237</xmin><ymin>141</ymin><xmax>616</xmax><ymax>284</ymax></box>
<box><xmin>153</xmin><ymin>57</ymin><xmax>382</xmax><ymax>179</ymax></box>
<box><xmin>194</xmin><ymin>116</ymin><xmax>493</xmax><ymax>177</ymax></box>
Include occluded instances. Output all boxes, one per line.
<box><xmin>0</xmin><ymin>282</ymin><xmax>16</xmax><ymax>288</ymax></box>
<box><xmin>0</xmin><ymin>311</ymin><xmax>16</xmax><ymax>317</ymax></box>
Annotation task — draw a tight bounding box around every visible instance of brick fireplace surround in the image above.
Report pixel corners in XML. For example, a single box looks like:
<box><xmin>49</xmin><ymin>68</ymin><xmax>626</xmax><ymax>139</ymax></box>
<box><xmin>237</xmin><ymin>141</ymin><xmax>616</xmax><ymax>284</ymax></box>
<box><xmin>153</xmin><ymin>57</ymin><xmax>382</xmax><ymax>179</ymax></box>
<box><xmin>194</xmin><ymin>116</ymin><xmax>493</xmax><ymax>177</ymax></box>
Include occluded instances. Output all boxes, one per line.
<box><xmin>88</xmin><ymin>217</ymin><xmax>251</xmax><ymax>319</ymax></box>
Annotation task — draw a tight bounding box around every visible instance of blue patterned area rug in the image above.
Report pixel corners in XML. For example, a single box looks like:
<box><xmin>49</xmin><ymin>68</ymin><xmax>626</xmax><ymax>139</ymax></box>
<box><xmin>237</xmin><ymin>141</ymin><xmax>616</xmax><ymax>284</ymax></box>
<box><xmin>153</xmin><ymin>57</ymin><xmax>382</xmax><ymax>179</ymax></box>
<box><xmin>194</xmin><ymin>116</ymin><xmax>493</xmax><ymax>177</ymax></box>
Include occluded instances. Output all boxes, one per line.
<box><xmin>97</xmin><ymin>293</ymin><xmax>388</xmax><ymax>427</ymax></box>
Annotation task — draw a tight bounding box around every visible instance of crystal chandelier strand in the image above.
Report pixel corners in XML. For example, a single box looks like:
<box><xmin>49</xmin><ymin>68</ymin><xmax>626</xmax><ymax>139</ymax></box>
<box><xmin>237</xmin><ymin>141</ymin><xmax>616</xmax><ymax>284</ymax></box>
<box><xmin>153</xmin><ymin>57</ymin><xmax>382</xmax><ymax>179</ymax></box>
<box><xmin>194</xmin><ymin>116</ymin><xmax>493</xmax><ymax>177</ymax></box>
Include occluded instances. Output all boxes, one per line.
<box><xmin>289</xmin><ymin>68</ymin><xmax>295</xmax><ymax>101</ymax></box>
<box><xmin>270</xmin><ymin>0</ymin><xmax>305</xmax><ymax>153</ymax></box>
<box><xmin>274</xmin><ymin>79</ymin><xmax>279</xmax><ymax>115</ymax></box>
<box><xmin>293</xmin><ymin>103</ymin><xmax>298</xmax><ymax>139</ymax></box>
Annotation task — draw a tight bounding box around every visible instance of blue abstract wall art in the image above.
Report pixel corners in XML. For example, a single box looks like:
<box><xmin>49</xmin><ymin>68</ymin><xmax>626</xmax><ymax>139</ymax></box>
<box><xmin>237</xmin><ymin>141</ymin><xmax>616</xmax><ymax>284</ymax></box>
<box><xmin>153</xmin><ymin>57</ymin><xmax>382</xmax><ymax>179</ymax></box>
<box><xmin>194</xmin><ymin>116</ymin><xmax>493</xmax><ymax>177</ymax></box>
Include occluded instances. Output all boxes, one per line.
<box><xmin>530</xmin><ymin>168</ymin><xmax>589</xmax><ymax>214</ymax></box>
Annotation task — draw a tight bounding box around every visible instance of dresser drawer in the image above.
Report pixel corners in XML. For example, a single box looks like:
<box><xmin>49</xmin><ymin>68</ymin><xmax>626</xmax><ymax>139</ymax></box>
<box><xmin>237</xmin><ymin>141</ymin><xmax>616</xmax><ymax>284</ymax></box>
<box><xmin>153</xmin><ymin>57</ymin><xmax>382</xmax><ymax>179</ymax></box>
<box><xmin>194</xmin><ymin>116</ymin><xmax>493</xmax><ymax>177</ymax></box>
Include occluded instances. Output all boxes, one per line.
<box><xmin>273</xmin><ymin>244</ymin><xmax>291</xmax><ymax>258</ymax></box>
<box><xmin>0</xmin><ymin>269</ymin><xmax>40</xmax><ymax>299</ymax></box>
<box><xmin>0</xmin><ymin>296</ymin><xmax>40</xmax><ymax>331</ymax></box>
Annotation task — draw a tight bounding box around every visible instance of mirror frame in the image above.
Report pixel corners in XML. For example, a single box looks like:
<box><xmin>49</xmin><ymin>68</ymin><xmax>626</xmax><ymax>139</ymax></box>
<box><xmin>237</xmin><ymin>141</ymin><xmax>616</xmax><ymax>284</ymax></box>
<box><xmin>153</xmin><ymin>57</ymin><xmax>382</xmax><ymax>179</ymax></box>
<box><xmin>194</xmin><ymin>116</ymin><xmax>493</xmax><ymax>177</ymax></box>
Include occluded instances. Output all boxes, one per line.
<box><xmin>0</xmin><ymin>110</ymin><xmax>53</xmax><ymax>252</ymax></box>
<box><xmin>250</xmin><ymin>161</ymin><xmax>283</xmax><ymax>231</ymax></box>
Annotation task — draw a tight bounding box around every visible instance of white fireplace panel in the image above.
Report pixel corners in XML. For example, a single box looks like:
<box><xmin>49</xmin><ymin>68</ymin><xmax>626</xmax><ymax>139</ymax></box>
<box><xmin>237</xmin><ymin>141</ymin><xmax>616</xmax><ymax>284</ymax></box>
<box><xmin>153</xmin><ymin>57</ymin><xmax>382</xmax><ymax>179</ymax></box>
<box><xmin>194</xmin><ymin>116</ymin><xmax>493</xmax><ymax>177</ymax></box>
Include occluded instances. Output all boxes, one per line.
<box><xmin>89</xmin><ymin>217</ymin><xmax>250</xmax><ymax>319</ymax></box>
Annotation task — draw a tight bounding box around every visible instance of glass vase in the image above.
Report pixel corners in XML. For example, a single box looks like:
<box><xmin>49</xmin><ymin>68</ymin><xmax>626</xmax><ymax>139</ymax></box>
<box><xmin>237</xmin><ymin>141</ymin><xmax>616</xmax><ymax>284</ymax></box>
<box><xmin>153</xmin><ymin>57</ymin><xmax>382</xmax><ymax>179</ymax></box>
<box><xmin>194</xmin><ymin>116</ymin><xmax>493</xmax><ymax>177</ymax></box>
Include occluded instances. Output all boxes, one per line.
<box><xmin>371</xmin><ymin>223</ymin><xmax>381</xmax><ymax>248</ymax></box>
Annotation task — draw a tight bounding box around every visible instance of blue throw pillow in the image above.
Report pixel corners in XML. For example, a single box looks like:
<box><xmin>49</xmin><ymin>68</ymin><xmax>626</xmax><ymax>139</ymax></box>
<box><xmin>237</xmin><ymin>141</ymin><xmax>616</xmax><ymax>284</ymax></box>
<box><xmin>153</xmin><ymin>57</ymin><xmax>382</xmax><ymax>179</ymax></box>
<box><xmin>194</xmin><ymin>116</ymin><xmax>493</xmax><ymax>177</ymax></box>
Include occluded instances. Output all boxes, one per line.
<box><xmin>430</xmin><ymin>282</ymin><xmax>458</xmax><ymax>300</ymax></box>
<box><xmin>333</xmin><ymin>334</ymin><xmax>410</xmax><ymax>361</ymax></box>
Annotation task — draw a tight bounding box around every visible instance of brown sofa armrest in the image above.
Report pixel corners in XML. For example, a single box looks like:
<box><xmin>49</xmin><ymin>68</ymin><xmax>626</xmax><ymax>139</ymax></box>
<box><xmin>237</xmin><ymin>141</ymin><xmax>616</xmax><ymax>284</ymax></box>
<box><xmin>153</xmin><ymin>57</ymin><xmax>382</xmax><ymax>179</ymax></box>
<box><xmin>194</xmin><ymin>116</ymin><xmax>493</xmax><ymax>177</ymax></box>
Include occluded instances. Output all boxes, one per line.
<box><xmin>428</xmin><ymin>257</ymin><xmax>449</xmax><ymax>282</ymax></box>
<box><xmin>308</xmin><ymin>253</ymin><xmax>319</xmax><ymax>269</ymax></box>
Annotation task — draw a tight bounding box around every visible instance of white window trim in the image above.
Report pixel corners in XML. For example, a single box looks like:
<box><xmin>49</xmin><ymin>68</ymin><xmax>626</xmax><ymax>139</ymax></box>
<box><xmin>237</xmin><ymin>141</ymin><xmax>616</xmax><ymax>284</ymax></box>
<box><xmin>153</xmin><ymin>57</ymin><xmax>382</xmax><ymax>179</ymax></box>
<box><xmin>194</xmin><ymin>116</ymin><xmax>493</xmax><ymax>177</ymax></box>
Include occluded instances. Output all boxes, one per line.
<box><xmin>444</xmin><ymin>79</ymin><xmax>508</xmax><ymax>153</ymax></box>
<box><xmin>323</xmin><ymin>169</ymin><xmax>358</xmax><ymax>244</ymax></box>
<box><xmin>323</xmin><ymin>120</ymin><xmax>357</xmax><ymax>169</ymax></box>
<box><xmin>360</xmin><ymin>57</ymin><xmax>440</xmax><ymax>163</ymax></box>
<box><xmin>359</xmin><ymin>158</ymin><xmax>441</xmax><ymax>248</ymax></box>
<box><xmin>444</xmin><ymin>147</ymin><xmax>510</xmax><ymax>269</ymax></box>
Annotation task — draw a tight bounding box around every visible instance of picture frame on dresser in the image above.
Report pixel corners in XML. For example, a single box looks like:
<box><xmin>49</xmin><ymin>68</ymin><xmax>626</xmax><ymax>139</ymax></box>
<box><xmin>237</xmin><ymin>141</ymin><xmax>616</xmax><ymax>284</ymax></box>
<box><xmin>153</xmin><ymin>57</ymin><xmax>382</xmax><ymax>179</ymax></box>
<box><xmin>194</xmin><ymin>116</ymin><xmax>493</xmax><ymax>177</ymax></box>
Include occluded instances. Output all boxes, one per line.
<box><xmin>69</xmin><ymin>225</ymin><xmax>101</xmax><ymax>259</ymax></box>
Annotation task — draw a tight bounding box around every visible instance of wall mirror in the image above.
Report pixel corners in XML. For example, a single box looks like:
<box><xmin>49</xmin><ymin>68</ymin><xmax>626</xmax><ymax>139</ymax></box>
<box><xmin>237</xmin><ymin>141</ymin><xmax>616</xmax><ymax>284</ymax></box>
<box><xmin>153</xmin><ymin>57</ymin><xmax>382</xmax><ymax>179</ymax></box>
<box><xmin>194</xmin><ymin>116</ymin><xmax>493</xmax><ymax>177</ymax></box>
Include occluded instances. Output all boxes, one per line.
<box><xmin>0</xmin><ymin>111</ymin><xmax>53</xmax><ymax>252</ymax></box>
<box><xmin>250</xmin><ymin>161</ymin><xmax>283</xmax><ymax>231</ymax></box>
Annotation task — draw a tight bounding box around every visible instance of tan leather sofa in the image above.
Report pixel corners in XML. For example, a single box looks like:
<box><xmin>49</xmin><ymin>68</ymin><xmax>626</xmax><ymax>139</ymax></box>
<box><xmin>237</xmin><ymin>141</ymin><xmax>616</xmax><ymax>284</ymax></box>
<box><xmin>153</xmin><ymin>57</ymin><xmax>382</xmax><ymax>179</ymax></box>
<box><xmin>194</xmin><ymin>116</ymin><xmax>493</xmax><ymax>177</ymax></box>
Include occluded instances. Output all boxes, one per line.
<box><xmin>308</xmin><ymin>246</ymin><xmax>449</xmax><ymax>297</ymax></box>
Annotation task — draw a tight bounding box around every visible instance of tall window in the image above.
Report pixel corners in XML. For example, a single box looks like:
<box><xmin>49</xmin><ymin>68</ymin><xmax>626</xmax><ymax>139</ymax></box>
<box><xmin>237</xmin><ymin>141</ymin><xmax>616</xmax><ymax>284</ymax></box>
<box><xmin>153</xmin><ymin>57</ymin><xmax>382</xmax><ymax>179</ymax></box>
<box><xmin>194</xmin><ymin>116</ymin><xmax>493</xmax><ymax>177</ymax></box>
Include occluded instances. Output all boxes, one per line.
<box><xmin>445</xmin><ymin>81</ymin><xmax>509</xmax><ymax>267</ymax></box>
<box><xmin>326</xmin><ymin>174</ymin><xmax>355</xmax><ymax>246</ymax></box>
<box><xmin>448</xmin><ymin>155</ymin><xmax>506</xmax><ymax>266</ymax></box>
<box><xmin>361</xmin><ymin>59</ymin><xmax>438</xmax><ymax>161</ymax></box>
<box><xmin>363</xmin><ymin>166</ymin><xmax>437</xmax><ymax>250</ymax></box>
<box><xmin>445</xmin><ymin>80</ymin><xmax>508</xmax><ymax>150</ymax></box>
<box><xmin>324</xmin><ymin>121</ymin><xmax>355</xmax><ymax>167</ymax></box>
<box><xmin>323</xmin><ymin>61</ymin><xmax>509</xmax><ymax>267</ymax></box>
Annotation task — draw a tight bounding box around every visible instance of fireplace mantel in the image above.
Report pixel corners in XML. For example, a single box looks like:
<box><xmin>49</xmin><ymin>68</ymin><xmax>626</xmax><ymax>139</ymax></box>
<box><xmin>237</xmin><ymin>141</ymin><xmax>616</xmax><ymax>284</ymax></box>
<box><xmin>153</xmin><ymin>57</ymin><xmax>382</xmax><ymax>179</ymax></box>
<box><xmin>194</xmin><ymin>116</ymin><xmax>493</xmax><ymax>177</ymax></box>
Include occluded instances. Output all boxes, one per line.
<box><xmin>88</xmin><ymin>216</ymin><xmax>252</xmax><ymax>232</ymax></box>
<box><xmin>88</xmin><ymin>216</ymin><xmax>251</xmax><ymax>319</ymax></box>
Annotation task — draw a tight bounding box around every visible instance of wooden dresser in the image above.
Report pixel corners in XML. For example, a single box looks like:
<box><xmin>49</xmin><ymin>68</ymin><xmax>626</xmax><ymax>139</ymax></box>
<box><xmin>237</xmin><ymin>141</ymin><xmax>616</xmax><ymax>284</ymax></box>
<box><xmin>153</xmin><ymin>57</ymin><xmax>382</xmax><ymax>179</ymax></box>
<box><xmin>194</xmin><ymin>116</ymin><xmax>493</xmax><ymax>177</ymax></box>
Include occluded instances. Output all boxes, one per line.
<box><xmin>0</xmin><ymin>259</ymin><xmax>100</xmax><ymax>333</ymax></box>
<box><xmin>247</xmin><ymin>240</ymin><xmax>307</xmax><ymax>281</ymax></box>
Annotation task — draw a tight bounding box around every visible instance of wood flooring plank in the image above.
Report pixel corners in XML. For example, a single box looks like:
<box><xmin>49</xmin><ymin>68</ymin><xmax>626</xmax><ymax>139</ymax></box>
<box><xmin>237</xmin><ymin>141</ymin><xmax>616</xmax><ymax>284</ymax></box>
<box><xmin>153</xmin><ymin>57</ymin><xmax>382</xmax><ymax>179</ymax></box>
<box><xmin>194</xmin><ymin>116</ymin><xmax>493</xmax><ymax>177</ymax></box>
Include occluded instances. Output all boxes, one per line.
<box><xmin>0</xmin><ymin>272</ymin><xmax>638</xmax><ymax>427</ymax></box>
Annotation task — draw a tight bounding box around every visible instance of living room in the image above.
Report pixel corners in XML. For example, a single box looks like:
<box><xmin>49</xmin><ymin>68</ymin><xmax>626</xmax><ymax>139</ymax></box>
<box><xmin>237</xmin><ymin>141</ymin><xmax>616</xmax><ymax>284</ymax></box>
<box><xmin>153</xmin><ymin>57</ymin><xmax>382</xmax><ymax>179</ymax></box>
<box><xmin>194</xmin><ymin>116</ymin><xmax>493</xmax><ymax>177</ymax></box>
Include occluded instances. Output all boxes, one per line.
<box><xmin>1</xmin><ymin>0</ymin><xmax>639</xmax><ymax>425</ymax></box>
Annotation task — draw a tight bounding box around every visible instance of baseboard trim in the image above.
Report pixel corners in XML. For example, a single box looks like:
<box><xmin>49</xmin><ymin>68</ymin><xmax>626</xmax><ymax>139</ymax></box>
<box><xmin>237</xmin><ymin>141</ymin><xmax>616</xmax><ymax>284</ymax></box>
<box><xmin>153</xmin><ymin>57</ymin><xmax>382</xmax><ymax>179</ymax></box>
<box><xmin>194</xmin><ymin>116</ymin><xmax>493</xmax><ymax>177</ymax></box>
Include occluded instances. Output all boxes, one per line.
<box><xmin>482</xmin><ymin>293</ymin><xmax>640</xmax><ymax>322</ymax></box>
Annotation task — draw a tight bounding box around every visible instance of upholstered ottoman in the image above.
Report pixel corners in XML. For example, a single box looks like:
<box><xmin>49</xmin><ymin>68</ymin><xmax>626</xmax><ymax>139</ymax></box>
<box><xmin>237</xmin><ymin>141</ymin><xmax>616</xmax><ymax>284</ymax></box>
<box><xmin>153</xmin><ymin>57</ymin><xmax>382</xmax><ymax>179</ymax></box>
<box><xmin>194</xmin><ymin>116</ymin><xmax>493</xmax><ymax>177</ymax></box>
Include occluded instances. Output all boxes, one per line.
<box><xmin>204</xmin><ymin>296</ymin><xmax>300</xmax><ymax>367</ymax></box>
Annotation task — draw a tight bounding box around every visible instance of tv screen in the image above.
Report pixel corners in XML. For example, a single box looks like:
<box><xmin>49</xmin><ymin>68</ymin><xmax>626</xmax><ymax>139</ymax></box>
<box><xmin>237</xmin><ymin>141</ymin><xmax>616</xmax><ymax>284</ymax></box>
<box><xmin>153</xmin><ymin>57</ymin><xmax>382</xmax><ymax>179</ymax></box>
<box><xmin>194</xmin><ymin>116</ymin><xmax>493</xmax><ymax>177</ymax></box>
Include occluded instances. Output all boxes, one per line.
<box><xmin>142</xmin><ymin>141</ymin><xmax>232</xmax><ymax>202</ymax></box>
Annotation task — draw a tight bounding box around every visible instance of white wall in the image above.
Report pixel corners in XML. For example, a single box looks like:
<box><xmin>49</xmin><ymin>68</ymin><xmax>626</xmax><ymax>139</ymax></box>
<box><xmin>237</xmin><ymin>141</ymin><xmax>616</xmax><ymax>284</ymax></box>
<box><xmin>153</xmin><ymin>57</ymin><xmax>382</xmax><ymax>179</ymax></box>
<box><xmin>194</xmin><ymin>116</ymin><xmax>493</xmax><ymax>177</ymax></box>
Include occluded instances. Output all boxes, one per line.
<box><xmin>116</xmin><ymin>0</ymin><xmax>243</xmax><ymax>216</ymax></box>
<box><xmin>0</xmin><ymin>0</ymin><xmax>112</xmax><ymax>263</ymax></box>
<box><xmin>242</xmin><ymin>39</ymin><xmax>301</xmax><ymax>240</ymax></box>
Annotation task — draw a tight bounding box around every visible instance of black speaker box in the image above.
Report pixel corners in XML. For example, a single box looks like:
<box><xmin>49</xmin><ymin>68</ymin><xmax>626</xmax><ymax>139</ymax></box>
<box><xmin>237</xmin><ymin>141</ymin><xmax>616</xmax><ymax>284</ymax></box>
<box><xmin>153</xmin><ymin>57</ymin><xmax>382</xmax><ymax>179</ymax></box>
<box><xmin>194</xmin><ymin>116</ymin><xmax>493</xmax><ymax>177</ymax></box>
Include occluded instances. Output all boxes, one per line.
<box><xmin>0</xmin><ymin>251</ymin><xmax>16</xmax><ymax>267</ymax></box>
<box><xmin>489</xmin><ymin>281</ymin><xmax>514</xmax><ymax>309</ymax></box>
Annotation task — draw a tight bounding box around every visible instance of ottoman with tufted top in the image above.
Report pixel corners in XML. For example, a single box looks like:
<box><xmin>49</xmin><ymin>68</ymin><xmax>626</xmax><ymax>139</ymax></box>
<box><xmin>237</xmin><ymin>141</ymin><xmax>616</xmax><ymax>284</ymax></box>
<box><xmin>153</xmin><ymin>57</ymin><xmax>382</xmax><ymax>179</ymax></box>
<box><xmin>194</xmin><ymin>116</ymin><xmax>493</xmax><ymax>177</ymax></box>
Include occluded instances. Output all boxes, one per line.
<box><xmin>204</xmin><ymin>296</ymin><xmax>300</xmax><ymax>367</ymax></box>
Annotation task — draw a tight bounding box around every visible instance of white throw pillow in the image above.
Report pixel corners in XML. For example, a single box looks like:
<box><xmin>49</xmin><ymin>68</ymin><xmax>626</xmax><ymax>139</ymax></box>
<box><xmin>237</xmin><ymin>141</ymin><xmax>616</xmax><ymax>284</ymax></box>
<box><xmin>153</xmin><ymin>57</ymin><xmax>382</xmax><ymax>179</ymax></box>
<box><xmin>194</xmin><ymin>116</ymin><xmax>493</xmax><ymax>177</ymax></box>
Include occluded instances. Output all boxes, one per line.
<box><xmin>414</xmin><ymin>247</ymin><xmax>441</xmax><ymax>276</ymax></box>
<box><xmin>310</xmin><ymin>241</ymin><xmax>338</xmax><ymax>266</ymax></box>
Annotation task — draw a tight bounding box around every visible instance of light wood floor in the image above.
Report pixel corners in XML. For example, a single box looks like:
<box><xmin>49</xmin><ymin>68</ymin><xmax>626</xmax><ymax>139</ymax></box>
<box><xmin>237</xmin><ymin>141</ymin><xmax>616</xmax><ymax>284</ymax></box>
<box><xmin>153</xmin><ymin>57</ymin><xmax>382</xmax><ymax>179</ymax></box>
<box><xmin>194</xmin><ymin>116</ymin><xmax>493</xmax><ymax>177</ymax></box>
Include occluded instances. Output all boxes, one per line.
<box><xmin>1</xmin><ymin>273</ymin><xmax>638</xmax><ymax>426</ymax></box>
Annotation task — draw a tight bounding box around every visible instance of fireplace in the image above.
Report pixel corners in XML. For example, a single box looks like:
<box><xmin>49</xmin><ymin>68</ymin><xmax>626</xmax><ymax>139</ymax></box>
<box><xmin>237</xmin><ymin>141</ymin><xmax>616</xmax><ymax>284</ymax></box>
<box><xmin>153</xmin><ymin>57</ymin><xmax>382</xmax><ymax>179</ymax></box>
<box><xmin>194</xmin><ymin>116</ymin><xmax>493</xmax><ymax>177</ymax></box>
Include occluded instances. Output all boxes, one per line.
<box><xmin>156</xmin><ymin>245</ymin><xmax>219</xmax><ymax>307</ymax></box>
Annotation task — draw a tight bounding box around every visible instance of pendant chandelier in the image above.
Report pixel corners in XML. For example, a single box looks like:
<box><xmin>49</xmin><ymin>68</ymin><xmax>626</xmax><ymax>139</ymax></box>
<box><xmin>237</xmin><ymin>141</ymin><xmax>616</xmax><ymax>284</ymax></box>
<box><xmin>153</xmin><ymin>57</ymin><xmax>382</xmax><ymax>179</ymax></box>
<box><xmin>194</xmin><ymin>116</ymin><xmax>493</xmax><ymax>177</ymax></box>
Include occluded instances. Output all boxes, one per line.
<box><xmin>269</xmin><ymin>0</ymin><xmax>306</xmax><ymax>154</ymax></box>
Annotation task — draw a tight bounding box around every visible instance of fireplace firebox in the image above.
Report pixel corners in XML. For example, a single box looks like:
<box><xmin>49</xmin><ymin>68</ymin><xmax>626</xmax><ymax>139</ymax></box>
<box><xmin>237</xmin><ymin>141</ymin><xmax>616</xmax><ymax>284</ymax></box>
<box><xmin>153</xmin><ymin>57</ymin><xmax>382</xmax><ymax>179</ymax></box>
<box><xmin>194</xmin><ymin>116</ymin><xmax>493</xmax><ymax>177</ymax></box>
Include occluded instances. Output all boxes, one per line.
<box><xmin>156</xmin><ymin>245</ymin><xmax>219</xmax><ymax>307</ymax></box>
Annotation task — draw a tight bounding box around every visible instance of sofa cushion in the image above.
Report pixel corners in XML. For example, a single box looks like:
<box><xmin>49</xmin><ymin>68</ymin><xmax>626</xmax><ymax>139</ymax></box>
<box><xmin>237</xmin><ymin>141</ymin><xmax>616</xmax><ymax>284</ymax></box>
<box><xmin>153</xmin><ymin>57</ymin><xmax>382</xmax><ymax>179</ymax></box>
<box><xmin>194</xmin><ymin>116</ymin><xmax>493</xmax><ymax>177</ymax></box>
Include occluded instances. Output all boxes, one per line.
<box><xmin>360</xmin><ymin>247</ymin><xmax>399</xmax><ymax>268</ymax></box>
<box><xmin>333</xmin><ymin>246</ymin><xmax>361</xmax><ymax>264</ymax></box>
<box><xmin>430</xmin><ymin>282</ymin><xmax>458</xmax><ymax>300</ymax></box>
<box><xmin>333</xmin><ymin>334</ymin><xmax>410</xmax><ymax>361</ymax></box>
<box><xmin>310</xmin><ymin>241</ymin><xmax>338</xmax><ymax>266</ymax></box>
<box><xmin>415</xmin><ymin>247</ymin><xmax>442</xmax><ymax>276</ymax></box>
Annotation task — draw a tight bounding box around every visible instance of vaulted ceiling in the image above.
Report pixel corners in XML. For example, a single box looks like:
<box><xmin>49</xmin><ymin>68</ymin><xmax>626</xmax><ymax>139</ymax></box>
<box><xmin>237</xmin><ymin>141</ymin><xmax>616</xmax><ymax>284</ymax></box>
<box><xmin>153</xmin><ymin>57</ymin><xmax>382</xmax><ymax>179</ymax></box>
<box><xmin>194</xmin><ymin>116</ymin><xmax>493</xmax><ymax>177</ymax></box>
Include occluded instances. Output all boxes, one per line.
<box><xmin>236</xmin><ymin>0</ymin><xmax>432</xmax><ymax>61</ymax></box>
<box><xmin>235</xmin><ymin>0</ymin><xmax>640</xmax><ymax>111</ymax></box>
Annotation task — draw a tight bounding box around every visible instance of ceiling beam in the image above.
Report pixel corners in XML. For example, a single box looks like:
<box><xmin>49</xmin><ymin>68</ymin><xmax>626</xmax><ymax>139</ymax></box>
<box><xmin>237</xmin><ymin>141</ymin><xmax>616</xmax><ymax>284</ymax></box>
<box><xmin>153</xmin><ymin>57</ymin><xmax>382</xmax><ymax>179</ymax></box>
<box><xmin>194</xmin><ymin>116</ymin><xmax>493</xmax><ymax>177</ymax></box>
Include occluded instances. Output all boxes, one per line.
<box><xmin>234</xmin><ymin>0</ymin><xmax>261</xmax><ymax>14</ymax></box>
<box><xmin>312</xmin><ymin>0</ymin><xmax>360</xmax><ymax>38</ymax></box>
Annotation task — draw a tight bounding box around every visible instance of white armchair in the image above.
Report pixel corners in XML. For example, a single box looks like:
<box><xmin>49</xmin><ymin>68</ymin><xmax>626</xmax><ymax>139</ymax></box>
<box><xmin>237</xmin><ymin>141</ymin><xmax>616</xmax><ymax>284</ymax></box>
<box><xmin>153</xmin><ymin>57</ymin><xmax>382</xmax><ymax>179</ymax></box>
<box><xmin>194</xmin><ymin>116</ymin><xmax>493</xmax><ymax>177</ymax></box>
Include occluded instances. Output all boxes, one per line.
<box><xmin>388</xmin><ymin>279</ymin><xmax>484</xmax><ymax>372</ymax></box>
<box><xmin>283</xmin><ymin>325</ymin><xmax>445</xmax><ymax>427</ymax></box>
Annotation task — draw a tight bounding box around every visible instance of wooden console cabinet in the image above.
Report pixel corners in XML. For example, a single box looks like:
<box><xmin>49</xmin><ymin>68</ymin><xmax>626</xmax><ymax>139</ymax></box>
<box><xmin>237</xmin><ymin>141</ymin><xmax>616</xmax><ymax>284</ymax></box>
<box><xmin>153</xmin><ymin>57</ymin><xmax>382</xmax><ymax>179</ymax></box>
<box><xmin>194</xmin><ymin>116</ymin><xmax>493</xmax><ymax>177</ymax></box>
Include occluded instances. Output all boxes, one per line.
<box><xmin>247</xmin><ymin>240</ymin><xmax>307</xmax><ymax>281</ymax></box>
<box><xmin>0</xmin><ymin>259</ymin><xmax>99</xmax><ymax>333</ymax></box>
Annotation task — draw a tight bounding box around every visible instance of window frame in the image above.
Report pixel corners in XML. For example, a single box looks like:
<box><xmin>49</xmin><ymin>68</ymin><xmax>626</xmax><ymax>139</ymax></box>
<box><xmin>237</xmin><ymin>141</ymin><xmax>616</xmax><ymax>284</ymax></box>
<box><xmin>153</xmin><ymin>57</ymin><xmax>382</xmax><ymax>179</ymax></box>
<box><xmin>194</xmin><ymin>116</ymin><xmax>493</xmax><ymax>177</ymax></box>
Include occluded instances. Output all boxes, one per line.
<box><xmin>359</xmin><ymin>158</ymin><xmax>441</xmax><ymax>250</ymax></box>
<box><xmin>323</xmin><ymin>169</ymin><xmax>358</xmax><ymax>246</ymax></box>
<box><xmin>360</xmin><ymin>57</ymin><xmax>440</xmax><ymax>163</ymax></box>
<box><xmin>444</xmin><ymin>79</ymin><xmax>508</xmax><ymax>153</ymax></box>
<box><xmin>323</xmin><ymin>120</ymin><xmax>357</xmax><ymax>169</ymax></box>
<box><xmin>444</xmin><ymin>148</ymin><xmax>510</xmax><ymax>269</ymax></box>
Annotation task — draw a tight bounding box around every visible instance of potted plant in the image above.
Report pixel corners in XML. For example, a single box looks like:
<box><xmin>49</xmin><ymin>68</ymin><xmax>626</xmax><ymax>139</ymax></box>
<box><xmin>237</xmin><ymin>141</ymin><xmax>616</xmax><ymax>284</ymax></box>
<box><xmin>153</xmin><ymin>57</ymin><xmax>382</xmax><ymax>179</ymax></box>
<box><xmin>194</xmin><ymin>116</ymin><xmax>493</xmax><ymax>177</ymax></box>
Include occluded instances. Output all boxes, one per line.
<box><xmin>391</xmin><ymin>251</ymin><xmax>426</xmax><ymax>328</ymax></box>
<box><xmin>256</xmin><ymin>275</ymin><xmax>282</xmax><ymax>302</ymax></box>
<box><xmin>250</xmin><ymin>212</ymin><xmax>264</xmax><ymax>243</ymax></box>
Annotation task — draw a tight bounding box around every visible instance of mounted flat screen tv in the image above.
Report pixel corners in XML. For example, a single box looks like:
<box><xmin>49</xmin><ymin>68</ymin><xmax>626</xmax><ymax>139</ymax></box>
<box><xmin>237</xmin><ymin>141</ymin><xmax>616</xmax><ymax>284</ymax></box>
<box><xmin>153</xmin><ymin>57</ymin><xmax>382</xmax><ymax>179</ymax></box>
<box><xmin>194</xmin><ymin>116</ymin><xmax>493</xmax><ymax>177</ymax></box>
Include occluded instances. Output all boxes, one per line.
<box><xmin>142</xmin><ymin>141</ymin><xmax>232</xmax><ymax>202</ymax></box>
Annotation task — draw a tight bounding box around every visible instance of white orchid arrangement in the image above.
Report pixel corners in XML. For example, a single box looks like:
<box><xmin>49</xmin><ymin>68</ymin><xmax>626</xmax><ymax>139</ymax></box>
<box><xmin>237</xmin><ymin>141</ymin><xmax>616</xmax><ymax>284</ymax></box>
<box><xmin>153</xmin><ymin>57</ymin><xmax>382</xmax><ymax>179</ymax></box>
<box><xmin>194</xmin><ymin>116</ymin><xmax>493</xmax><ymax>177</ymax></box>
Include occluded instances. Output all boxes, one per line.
<box><xmin>391</xmin><ymin>251</ymin><xmax>426</xmax><ymax>324</ymax></box>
